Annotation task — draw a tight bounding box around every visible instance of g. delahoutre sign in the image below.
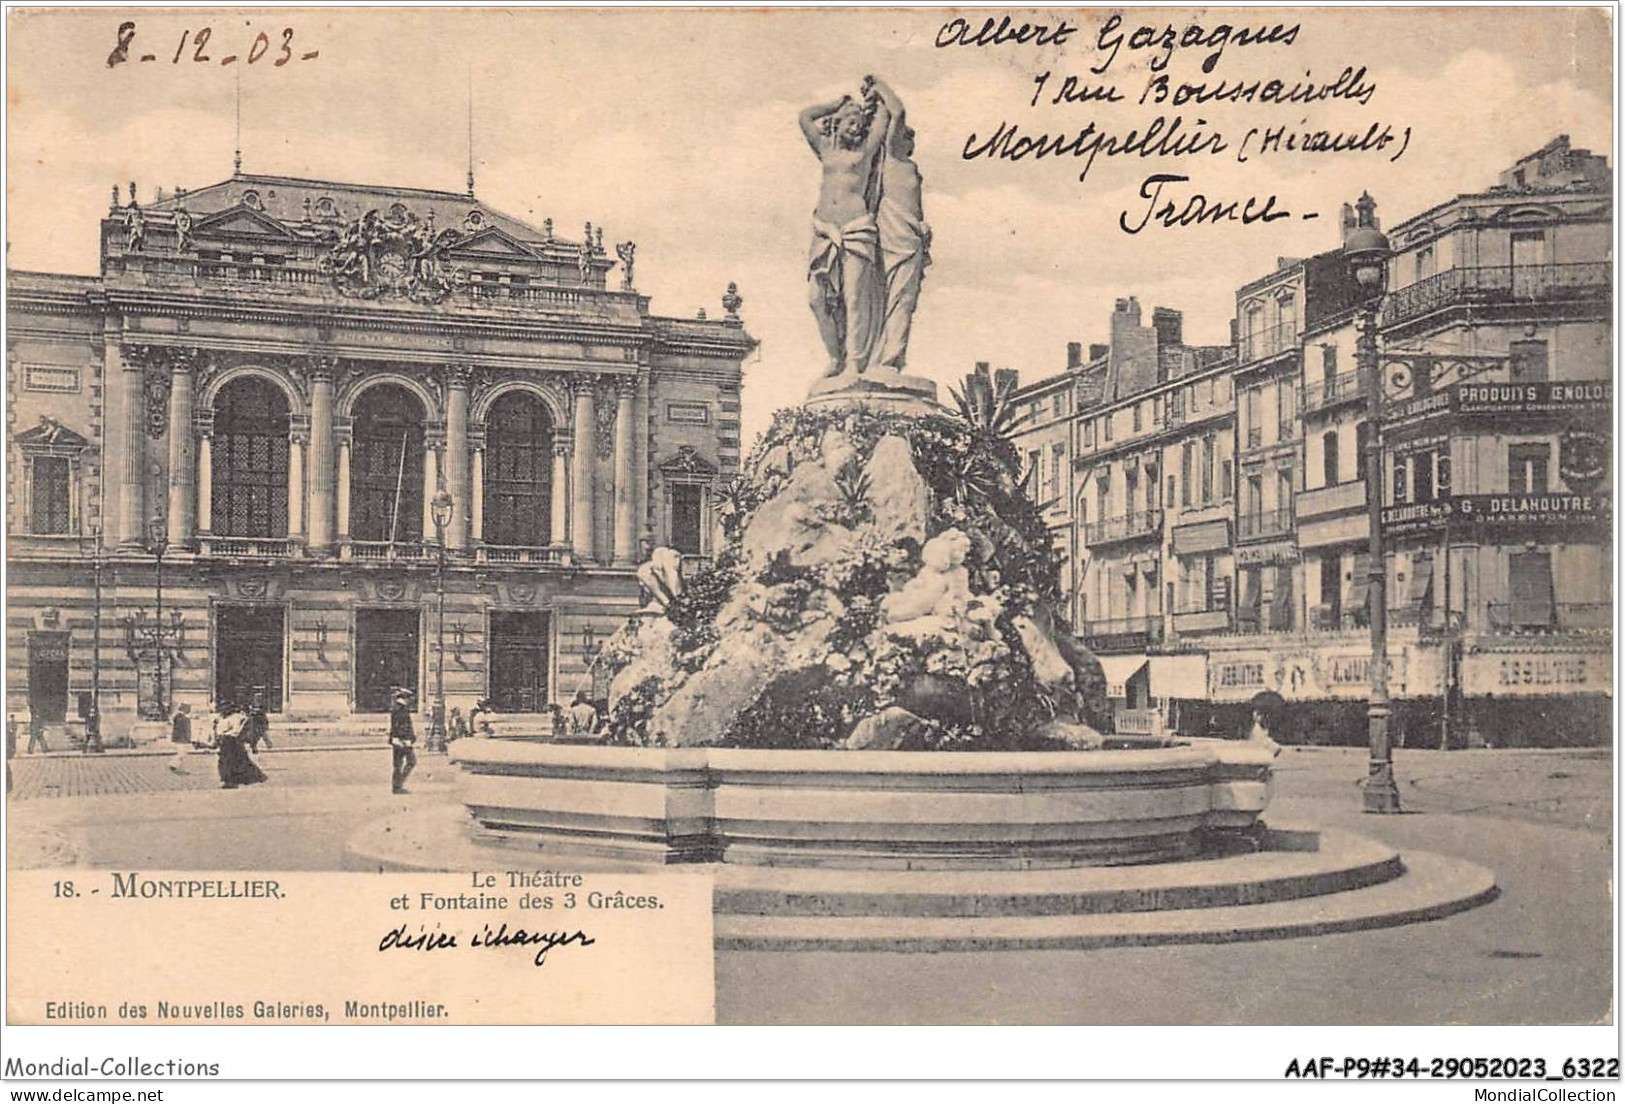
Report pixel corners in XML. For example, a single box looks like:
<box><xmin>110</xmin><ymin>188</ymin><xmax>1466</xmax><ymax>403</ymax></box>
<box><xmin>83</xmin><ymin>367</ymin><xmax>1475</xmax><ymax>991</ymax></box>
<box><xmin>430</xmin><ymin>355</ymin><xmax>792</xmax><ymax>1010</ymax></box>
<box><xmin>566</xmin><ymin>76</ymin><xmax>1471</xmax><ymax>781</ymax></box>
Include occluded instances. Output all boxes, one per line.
<box><xmin>1383</xmin><ymin>492</ymin><xmax>1611</xmax><ymax>538</ymax></box>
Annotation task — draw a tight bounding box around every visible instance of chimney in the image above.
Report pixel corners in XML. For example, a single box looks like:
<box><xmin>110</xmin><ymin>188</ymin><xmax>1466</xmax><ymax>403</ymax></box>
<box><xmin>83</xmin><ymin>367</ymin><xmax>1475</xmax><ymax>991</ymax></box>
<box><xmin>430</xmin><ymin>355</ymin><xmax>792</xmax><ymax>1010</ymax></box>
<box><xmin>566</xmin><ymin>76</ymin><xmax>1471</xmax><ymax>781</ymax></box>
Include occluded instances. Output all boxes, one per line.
<box><xmin>1089</xmin><ymin>343</ymin><xmax>1109</xmax><ymax>362</ymax></box>
<box><xmin>1151</xmin><ymin>306</ymin><xmax>1183</xmax><ymax>350</ymax></box>
<box><xmin>994</xmin><ymin>368</ymin><xmax>1020</xmax><ymax>395</ymax></box>
<box><xmin>1340</xmin><ymin>202</ymin><xmax>1356</xmax><ymax>242</ymax></box>
<box><xmin>1066</xmin><ymin>342</ymin><xmax>1083</xmax><ymax>370</ymax></box>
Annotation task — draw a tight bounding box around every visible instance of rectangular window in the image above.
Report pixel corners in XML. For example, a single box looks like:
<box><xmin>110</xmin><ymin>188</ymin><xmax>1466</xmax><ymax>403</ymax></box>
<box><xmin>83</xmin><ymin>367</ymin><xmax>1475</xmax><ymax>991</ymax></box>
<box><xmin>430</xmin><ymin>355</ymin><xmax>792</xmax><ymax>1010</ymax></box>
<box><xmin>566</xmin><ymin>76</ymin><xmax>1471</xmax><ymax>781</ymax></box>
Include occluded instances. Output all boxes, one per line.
<box><xmin>1103</xmin><ymin>415</ymin><xmax>1113</xmax><ymax>442</ymax></box>
<box><xmin>1180</xmin><ymin>442</ymin><xmax>1194</xmax><ymax>507</ymax></box>
<box><xmin>1277</xmin><ymin>380</ymin><xmax>1297</xmax><ymax>438</ymax></box>
<box><xmin>1082</xmin><ymin>420</ymin><xmax>1095</xmax><ymax>447</ymax></box>
<box><xmin>1508</xmin><ymin>443</ymin><xmax>1550</xmax><ymax>494</ymax></box>
<box><xmin>1144</xmin><ymin>462</ymin><xmax>1159</xmax><ymax>510</ymax></box>
<box><xmin>670</xmin><ymin>485</ymin><xmax>704</xmax><ymax>555</ymax></box>
<box><xmin>29</xmin><ymin>457</ymin><xmax>71</xmax><ymax>534</ymax></box>
<box><xmin>1051</xmin><ymin>444</ymin><xmax>1067</xmax><ymax>494</ymax></box>
<box><xmin>1052</xmin><ymin>393</ymin><xmax>1065</xmax><ymax>418</ymax></box>
<box><xmin>1509</xmin><ymin>341</ymin><xmax>1549</xmax><ymax>383</ymax></box>
<box><xmin>1220</xmin><ymin>459</ymin><xmax>1234</xmax><ymax>501</ymax></box>
<box><xmin>1133</xmin><ymin>405</ymin><xmax>1143</xmax><ymax>432</ymax></box>
<box><xmin>1246</xmin><ymin>473</ymin><xmax>1264</xmax><ymax>520</ymax></box>
<box><xmin>1201</xmin><ymin>436</ymin><xmax>1215</xmax><ymax>504</ymax></box>
<box><xmin>1508</xmin><ymin>550</ymin><xmax>1556</xmax><ymax>629</ymax></box>
<box><xmin>1277</xmin><ymin>469</ymin><xmax>1295</xmax><ymax>516</ymax></box>
<box><xmin>1319</xmin><ymin>552</ymin><xmax>1342</xmax><ymax>625</ymax></box>
<box><xmin>1026</xmin><ymin>450</ymin><xmax>1041</xmax><ymax>493</ymax></box>
<box><xmin>1413</xmin><ymin>452</ymin><xmax>1436</xmax><ymax>503</ymax></box>
<box><xmin>1322</xmin><ymin>431</ymin><xmax>1340</xmax><ymax>487</ymax></box>
<box><xmin>1321</xmin><ymin>345</ymin><xmax>1338</xmax><ymax>387</ymax></box>
<box><xmin>1270</xmin><ymin>564</ymin><xmax>1295</xmax><ymax>631</ymax></box>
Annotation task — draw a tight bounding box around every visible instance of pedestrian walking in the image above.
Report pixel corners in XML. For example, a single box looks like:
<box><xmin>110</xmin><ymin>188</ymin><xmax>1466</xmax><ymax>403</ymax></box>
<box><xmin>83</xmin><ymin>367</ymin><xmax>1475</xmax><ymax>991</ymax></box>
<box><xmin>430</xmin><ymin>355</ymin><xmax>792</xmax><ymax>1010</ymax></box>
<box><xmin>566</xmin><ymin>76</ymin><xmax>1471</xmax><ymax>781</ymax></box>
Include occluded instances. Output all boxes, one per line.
<box><xmin>244</xmin><ymin>692</ymin><xmax>272</xmax><ymax>752</ymax></box>
<box><xmin>169</xmin><ymin>702</ymin><xmax>193</xmax><ymax>774</ymax></box>
<box><xmin>447</xmin><ymin>706</ymin><xmax>469</xmax><ymax>744</ymax></box>
<box><xmin>25</xmin><ymin>713</ymin><xmax>48</xmax><ymax>755</ymax></box>
<box><xmin>390</xmin><ymin>689</ymin><xmax>417</xmax><ymax>794</ymax></box>
<box><xmin>214</xmin><ymin>704</ymin><xmax>267</xmax><ymax>789</ymax></box>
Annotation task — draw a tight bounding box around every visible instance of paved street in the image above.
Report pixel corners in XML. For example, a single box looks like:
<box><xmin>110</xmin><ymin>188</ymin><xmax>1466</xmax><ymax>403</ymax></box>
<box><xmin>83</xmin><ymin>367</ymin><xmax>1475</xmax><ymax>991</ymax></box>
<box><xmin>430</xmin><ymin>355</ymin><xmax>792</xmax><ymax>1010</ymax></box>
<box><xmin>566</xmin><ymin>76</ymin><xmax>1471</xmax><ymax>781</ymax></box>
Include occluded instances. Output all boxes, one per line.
<box><xmin>719</xmin><ymin>746</ymin><xmax>1614</xmax><ymax>1026</ymax></box>
<box><xmin>5</xmin><ymin>743</ymin><xmax>1613</xmax><ymax>1025</ymax></box>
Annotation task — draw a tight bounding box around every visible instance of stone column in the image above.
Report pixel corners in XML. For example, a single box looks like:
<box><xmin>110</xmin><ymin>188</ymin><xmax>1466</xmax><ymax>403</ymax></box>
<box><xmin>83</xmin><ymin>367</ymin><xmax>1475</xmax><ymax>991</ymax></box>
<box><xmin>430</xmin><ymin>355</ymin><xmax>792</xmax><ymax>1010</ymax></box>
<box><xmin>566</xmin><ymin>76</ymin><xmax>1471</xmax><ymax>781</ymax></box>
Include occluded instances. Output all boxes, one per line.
<box><xmin>634</xmin><ymin>369</ymin><xmax>651</xmax><ymax>556</ymax></box>
<box><xmin>422</xmin><ymin>431</ymin><xmax>442</xmax><ymax>542</ymax></box>
<box><xmin>570</xmin><ymin>376</ymin><xmax>596</xmax><ymax>560</ymax></box>
<box><xmin>286</xmin><ymin>419</ymin><xmax>307</xmax><ymax>543</ymax></box>
<box><xmin>306</xmin><ymin>357</ymin><xmax>336</xmax><ymax>554</ymax></box>
<box><xmin>165</xmin><ymin>351</ymin><xmax>197</xmax><ymax>548</ymax></box>
<box><xmin>195</xmin><ymin>410</ymin><xmax>214</xmax><ymax>534</ymax></box>
<box><xmin>612</xmin><ymin>377</ymin><xmax>637</xmax><ymax>565</ymax></box>
<box><xmin>470</xmin><ymin>438</ymin><xmax>485</xmax><ymax>542</ymax></box>
<box><xmin>335</xmin><ymin>422</ymin><xmax>353</xmax><ymax>545</ymax></box>
<box><xmin>114</xmin><ymin>343</ymin><xmax>147</xmax><ymax>550</ymax></box>
<box><xmin>551</xmin><ymin>436</ymin><xmax>571</xmax><ymax>550</ymax></box>
<box><xmin>444</xmin><ymin>365</ymin><xmax>471</xmax><ymax>550</ymax></box>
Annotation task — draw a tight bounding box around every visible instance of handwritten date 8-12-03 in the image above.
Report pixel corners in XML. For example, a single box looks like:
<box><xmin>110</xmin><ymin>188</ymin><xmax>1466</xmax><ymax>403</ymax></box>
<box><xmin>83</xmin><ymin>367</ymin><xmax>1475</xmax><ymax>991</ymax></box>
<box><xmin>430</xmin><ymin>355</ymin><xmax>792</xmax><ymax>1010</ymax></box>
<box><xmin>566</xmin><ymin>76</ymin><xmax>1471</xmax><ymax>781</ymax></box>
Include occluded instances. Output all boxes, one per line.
<box><xmin>106</xmin><ymin>21</ymin><xmax>319</xmax><ymax>69</ymax></box>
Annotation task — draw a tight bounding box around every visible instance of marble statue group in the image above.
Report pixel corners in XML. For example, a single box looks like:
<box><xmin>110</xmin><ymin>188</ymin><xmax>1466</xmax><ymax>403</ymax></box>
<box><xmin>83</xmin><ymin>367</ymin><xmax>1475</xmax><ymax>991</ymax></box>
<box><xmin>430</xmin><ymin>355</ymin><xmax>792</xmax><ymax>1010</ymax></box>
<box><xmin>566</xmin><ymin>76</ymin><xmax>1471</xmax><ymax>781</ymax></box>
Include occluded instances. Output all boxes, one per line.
<box><xmin>801</xmin><ymin>75</ymin><xmax>931</xmax><ymax>378</ymax></box>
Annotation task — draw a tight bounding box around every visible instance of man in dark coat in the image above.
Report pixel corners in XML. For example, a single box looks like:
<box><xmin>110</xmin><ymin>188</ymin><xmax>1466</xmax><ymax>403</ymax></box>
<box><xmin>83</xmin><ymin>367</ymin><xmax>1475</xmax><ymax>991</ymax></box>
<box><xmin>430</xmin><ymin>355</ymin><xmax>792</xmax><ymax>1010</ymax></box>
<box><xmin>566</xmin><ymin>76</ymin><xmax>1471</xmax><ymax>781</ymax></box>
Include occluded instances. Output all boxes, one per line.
<box><xmin>390</xmin><ymin>688</ymin><xmax>417</xmax><ymax>794</ymax></box>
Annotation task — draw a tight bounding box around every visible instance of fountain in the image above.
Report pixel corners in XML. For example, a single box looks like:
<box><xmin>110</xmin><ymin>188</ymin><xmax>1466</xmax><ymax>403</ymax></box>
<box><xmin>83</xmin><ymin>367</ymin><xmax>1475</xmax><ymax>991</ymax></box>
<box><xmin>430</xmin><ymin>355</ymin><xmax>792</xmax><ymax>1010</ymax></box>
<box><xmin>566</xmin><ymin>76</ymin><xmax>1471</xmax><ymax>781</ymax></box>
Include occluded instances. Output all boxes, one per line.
<box><xmin>349</xmin><ymin>76</ymin><xmax>1496</xmax><ymax>951</ymax></box>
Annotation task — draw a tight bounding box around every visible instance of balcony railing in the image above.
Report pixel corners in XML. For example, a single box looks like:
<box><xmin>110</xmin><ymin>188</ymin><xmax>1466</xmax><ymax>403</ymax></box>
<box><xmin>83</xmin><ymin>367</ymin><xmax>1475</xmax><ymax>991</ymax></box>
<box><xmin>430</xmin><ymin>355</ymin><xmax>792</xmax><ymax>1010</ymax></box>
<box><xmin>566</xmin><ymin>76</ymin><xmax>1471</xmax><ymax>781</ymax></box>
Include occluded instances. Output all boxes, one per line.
<box><xmin>1296</xmin><ymin>480</ymin><xmax>1368</xmax><ymax>521</ymax></box>
<box><xmin>1236</xmin><ymin>508</ymin><xmax>1294</xmax><ymax>542</ymax></box>
<box><xmin>1301</xmin><ymin>370</ymin><xmax>1368</xmax><ymax>415</ymax></box>
<box><xmin>1485</xmin><ymin>601</ymin><xmax>1612</xmax><ymax>636</ymax></box>
<box><xmin>474</xmin><ymin>543</ymin><xmax>569</xmax><ymax>566</ymax></box>
<box><xmin>343</xmin><ymin>540</ymin><xmax>439</xmax><ymax>563</ymax></box>
<box><xmin>1084</xmin><ymin>509</ymin><xmax>1163</xmax><ymax>546</ymax></box>
<box><xmin>1081</xmin><ymin>615</ymin><xmax>1164</xmax><ymax>649</ymax></box>
<box><xmin>197</xmin><ymin>535</ymin><xmax>296</xmax><ymax>559</ymax></box>
<box><xmin>1239</xmin><ymin>322</ymin><xmax>1298</xmax><ymax>365</ymax></box>
<box><xmin>1384</xmin><ymin>263</ymin><xmax>1611</xmax><ymax>327</ymax></box>
<box><xmin>1171</xmin><ymin>605</ymin><xmax>1231</xmax><ymax>634</ymax></box>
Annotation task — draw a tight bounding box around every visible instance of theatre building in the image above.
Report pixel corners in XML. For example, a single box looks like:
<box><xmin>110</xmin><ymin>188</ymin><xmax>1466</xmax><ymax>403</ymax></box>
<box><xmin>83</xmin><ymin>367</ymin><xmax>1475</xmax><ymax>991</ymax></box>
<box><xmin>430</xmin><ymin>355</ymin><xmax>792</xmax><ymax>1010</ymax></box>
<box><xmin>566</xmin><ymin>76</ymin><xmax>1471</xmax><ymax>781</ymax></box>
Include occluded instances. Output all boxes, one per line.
<box><xmin>7</xmin><ymin>171</ymin><xmax>753</xmax><ymax>738</ymax></box>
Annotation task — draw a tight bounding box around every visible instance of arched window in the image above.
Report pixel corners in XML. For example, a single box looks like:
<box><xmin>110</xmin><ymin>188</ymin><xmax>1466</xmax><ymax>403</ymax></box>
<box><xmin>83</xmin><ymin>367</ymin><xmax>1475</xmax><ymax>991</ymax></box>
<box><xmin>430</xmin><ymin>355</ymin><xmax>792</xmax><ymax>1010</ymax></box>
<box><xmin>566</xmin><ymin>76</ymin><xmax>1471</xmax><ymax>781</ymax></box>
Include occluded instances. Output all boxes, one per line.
<box><xmin>213</xmin><ymin>378</ymin><xmax>289</xmax><ymax>537</ymax></box>
<box><xmin>484</xmin><ymin>392</ymin><xmax>554</xmax><ymax>546</ymax></box>
<box><xmin>351</xmin><ymin>385</ymin><xmax>425</xmax><ymax>543</ymax></box>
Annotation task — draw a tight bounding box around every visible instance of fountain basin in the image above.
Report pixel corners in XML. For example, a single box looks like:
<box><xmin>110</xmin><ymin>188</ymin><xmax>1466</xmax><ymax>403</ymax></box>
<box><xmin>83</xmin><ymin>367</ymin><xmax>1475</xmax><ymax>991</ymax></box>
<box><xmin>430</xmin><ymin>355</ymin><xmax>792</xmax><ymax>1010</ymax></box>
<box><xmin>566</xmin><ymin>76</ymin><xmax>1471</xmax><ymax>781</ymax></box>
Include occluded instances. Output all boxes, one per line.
<box><xmin>449</xmin><ymin>737</ymin><xmax>1276</xmax><ymax>870</ymax></box>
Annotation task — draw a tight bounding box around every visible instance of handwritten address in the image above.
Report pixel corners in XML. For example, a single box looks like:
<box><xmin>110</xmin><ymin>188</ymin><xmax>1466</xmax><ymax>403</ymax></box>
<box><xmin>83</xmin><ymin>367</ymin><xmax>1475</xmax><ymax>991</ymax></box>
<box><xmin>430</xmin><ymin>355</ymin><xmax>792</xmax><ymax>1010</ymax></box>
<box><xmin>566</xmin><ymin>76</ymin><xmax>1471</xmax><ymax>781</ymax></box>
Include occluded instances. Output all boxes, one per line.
<box><xmin>937</xmin><ymin>13</ymin><xmax>1415</xmax><ymax>234</ymax></box>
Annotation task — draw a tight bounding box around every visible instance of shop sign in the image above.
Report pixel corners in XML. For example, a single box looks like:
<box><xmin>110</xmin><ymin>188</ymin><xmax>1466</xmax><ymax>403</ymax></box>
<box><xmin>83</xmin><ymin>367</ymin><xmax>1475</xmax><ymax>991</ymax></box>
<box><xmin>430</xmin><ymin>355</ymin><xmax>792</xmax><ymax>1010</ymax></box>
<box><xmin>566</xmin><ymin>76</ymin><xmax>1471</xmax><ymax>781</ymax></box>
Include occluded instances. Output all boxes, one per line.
<box><xmin>1462</xmin><ymin>651</ymin><xmax>1611</xmax><ymax>697</ymax></box>
<box><xmin>1559</xmin><ymin>427</ymin><xmax>1609</xmax><ymax>492</ymax></box>
<box><xmin>1209</xmin><ymin>656</ymin><xmax>1268</xmax><ymax>700</ymax></box>
<box><xmin>1235</xmin><ymin>540</ymin><xmax>1299</xmax><ymax>566</ymax></box>
<box><xmin>1382</xmin><ymin>493</ymin><xmax>1611</xmax><ymax>538</ymax></box>
<box><xmin>1386</xmin><ymin>381</ymin><xmax>1612</xmax><ymax>430</ymax></box>
<box><xmin>1457</xmin><ymin>380</ymin><xmax>1611</xmax><ymax>417</ymax></box>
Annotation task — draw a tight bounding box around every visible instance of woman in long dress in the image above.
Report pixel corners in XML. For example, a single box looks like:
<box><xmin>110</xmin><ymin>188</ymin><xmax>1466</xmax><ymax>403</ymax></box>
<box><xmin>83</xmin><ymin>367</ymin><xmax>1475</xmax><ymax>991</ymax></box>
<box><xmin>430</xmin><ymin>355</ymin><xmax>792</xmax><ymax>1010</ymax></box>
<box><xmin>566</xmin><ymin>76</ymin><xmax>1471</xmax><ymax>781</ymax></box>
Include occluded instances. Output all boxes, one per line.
<box><xmin>214</xmin><ymin>707</ymin><xmax>267</xmax><ymax>789</ymax></box>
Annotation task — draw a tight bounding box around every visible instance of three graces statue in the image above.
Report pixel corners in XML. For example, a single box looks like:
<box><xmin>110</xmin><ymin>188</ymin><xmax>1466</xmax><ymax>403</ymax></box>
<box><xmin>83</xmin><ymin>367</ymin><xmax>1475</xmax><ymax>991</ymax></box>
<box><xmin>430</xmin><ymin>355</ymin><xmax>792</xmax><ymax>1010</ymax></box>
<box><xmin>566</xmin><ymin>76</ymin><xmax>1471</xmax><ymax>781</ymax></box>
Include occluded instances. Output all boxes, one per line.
<box><xmin>801</xmin><ymin>75</ymin><xmax>931</xmax><ymax>379</ymax></box>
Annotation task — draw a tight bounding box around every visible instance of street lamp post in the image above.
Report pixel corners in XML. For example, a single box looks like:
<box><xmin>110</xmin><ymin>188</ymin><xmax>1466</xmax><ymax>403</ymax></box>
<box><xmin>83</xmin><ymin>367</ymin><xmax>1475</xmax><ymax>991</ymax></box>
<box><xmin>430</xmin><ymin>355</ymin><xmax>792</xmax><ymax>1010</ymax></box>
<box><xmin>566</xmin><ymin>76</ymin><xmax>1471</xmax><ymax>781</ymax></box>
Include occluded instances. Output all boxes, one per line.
<box><xmin>85</xmin><ymin>527</ymin><xmax>104</xmax><ymax>752</ymax></box>
<box><xmin>1346</xmin><ymin>192</ymin><xmax>1401</xmax><ymax>814</ymax></box>
<box><xmin>430</xmin><ymin>488</ymin><xmax>454</xmax><ymax>753</ymax></box>
<box><xmin>149</xmin><ymin>516</ymin><xmax>170</xmax><ymax>723</ymax></box>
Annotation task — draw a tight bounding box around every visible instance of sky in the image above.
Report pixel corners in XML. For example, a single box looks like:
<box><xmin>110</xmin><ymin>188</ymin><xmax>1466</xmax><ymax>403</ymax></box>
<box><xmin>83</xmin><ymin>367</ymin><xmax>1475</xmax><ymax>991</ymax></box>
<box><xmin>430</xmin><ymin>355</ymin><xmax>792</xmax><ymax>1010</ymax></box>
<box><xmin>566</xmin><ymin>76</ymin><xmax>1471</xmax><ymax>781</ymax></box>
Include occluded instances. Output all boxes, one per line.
<box><xmin>5</xmin><ymin>7</ymin><xmax>1613</xmax><ymax>446</ymax></box>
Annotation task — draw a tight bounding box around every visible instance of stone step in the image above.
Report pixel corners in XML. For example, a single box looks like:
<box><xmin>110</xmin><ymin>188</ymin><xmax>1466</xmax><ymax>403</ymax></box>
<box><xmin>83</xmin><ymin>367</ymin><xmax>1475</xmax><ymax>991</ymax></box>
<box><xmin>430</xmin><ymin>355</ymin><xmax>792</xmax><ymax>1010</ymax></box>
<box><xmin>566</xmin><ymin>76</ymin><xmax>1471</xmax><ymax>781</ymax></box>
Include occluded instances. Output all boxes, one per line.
<box><xmin>712</xmin><ymin>849</ymin><xmax>1497</xmax><ymax>951</ymax></box>
<box><xmin>710</xmin><ymin>828</ymin><xmax>1402</xmax><ymax>918</ymax></box>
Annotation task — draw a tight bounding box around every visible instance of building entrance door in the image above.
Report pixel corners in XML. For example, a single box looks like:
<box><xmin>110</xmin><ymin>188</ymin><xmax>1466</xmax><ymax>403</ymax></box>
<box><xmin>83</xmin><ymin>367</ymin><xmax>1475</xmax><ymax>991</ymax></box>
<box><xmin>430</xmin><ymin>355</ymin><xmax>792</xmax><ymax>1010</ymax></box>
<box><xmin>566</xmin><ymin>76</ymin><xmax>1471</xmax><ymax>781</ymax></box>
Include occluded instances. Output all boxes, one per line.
<box><xmin>356</xmin><ymin>608</ymin><xmax>419</xmax><ymax>712</ymax></box>
<box><xmin>489</xmin><ymin>611</ymin><xmax>549</xmax><ymax>712</ymax></box>
<box><xmin>215</xmin><ymin>605</ymin><xmax>285</xmax><ymax>711</ymax></box>
<box><xmin>27</xmin><ymin>632</ymin><xmax>70</xmax><ymax>723</ymax></box>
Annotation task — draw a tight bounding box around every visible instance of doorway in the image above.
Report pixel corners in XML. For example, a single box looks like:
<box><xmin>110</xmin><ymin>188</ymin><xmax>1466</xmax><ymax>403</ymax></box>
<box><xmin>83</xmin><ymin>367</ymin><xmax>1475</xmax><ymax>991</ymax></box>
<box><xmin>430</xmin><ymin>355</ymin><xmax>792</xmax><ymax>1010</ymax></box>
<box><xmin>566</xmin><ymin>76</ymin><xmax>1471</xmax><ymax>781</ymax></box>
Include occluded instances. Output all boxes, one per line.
<box><xmin>355</xmin><ymin>608</ymin><xmax>420</xmax><ymax>712</ymax></box>
<box><xmin>215</xmin><ymin>604</ymin><xmax>285</xmax><ymax>712</ymax></box>
<box><xmin>27</xmin><ymin>632</ymin><xmax>69</xmax><ymax>723</ymax></box>
<box><xmin>488</xmin><ymin>611</ymin><xmax>550</xmax><ymax>712</ymax></box>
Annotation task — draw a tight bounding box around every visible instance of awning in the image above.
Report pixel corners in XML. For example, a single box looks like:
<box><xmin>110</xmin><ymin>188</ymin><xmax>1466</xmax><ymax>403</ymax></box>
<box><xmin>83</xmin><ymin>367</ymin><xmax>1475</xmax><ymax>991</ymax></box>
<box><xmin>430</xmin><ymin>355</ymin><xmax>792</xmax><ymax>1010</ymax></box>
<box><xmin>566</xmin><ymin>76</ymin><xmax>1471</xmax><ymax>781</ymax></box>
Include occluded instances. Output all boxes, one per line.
<box><xmin>1149</xmin><ymin>654</ymin><xmax>1208</xmax><ymax>699</ymax></box>
<box><xmin>1099</xmin><ymin>656</ymin><xmax>1149</xmax><ymax>699</ymax></box>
